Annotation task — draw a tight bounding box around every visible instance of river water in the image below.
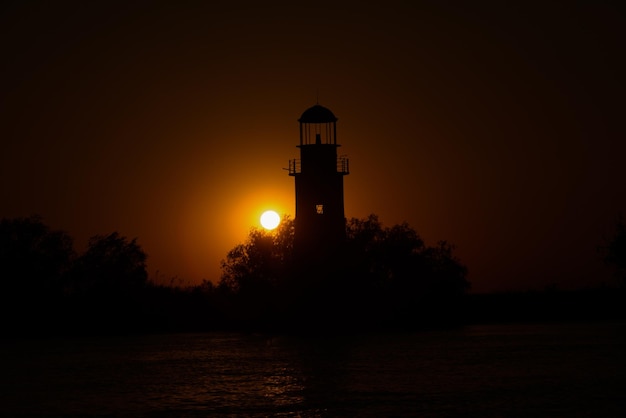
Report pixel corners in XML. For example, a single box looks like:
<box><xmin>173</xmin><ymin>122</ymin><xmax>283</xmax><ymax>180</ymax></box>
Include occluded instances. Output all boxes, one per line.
<box><xmin>2</xmin><ymin>322</ymin><xmax>625</xmax><ymax>417</ymax></box>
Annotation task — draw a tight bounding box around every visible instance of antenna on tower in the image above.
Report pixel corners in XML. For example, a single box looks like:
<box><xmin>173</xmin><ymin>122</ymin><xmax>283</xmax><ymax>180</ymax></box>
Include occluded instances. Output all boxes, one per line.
<box><xmin>316</xmin><ymin>89</ymin><xmax>319</xmax><ymax>105</ymax></box>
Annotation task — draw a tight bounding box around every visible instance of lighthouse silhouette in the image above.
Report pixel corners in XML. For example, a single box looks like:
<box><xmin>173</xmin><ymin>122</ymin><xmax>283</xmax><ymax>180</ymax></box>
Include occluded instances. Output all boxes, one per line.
<box><xmin>288</xmin><ymin>104</ymin><xmax>349</xmax><ymax>263</ymax></box>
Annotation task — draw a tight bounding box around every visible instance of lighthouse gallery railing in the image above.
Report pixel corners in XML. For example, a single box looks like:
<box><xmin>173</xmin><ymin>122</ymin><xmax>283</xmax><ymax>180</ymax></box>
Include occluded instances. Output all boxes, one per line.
<box><xmin>288</xmin><ymin>157</ymin><xmax>349</xmax><ymax>175</ymax></box>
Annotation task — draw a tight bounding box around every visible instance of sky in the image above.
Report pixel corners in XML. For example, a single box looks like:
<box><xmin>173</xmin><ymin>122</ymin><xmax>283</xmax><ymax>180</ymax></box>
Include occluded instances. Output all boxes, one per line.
<box><xmin>1</xmin><ymin>1</ymin><xmax>625</xmax><ymax>293</ymax></box>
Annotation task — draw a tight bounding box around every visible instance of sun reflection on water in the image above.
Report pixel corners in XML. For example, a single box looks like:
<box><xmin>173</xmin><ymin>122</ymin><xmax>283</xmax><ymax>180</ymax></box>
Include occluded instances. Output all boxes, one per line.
<box><xmin>263</xmin><ymin>367</ymin><xmax>306</xmax><ymax>406</ymax></box>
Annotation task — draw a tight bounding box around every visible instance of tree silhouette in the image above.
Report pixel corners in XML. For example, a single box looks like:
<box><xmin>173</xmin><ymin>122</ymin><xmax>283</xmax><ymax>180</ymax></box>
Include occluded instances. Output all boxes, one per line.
<box><xmin>0</xmin><ymin>216</ymin><xmax>74</xmax><ymax>293</ymax></box>
<box><xmin>601</xmin><ymin>215</ymin><xmax>626</xmax><ymax>285</ymax></box>
<box><xmin>219</xmin><ymin>214</ymin><xmax>470</xmax><ymax>330</ymax></box>
<box><xmin>220</xmin><ymin>216</ymin><xmax>294</xmax><ymax>293</ymax></box>
<box><xmin>66</xmin><ymin>232</ymin><xmax>148</xmax><ymax>331</ymax></box>
<box><xmin>343</xmin><ymin>215</ymin><xmax>469</xmax><ymax>328</ymax></box>
<box><xmin>0</xmin><ymin>216</ymin><xmax>74</xmax><ymax>333</ymax></box>
<box><xmin>69</xmin><ymin>232</ymin><xmax>148</xmax><ymax>296</ymax></box>
<box><xmin>218</xmin><ymin>217</ymin><xmax>294</xmax><ymax>326</ymax></box>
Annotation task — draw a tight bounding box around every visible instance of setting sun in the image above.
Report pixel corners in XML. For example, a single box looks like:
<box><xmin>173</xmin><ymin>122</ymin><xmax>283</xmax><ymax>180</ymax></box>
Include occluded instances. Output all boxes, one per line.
<box><xmin>260</xmin><ymin>210</ymin><xmax>280</xmax><ymax>230</ymax></box>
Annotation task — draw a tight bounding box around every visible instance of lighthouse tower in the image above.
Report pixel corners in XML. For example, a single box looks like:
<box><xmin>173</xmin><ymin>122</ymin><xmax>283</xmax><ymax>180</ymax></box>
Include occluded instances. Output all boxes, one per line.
<box><xmin>288</xmin><ymin>104</ymin><xmax>349</xmax><ymax>262</ymax></box>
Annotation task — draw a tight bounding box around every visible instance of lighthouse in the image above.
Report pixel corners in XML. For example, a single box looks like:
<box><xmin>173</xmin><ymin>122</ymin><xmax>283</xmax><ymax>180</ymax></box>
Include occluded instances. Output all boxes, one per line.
<box><xmin>288</xmin><ymin>104</ymin><xmax>349</xmax><ymax>262</ymax></box>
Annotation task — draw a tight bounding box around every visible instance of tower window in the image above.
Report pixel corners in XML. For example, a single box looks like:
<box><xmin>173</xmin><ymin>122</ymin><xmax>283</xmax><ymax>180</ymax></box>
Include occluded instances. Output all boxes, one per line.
<box><xmin>316</xmin><ymin>204</ymin><xmax>324</xmax><ymax>214</ymax></box>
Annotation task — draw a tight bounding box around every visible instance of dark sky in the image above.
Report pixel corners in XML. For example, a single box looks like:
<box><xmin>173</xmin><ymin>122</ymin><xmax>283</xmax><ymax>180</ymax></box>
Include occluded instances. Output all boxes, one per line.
<box><xmin>2</xmin><ymin>1</ymin><xmax>625</xmax><ymax>292</ymax></box>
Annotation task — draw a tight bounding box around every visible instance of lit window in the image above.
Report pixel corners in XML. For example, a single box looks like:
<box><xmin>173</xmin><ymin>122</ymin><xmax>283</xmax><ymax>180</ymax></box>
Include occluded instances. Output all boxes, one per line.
<box><xmin>316</xmin><ymin>204</ymin><xmax>324</xmax><ymax>214</ymax></box>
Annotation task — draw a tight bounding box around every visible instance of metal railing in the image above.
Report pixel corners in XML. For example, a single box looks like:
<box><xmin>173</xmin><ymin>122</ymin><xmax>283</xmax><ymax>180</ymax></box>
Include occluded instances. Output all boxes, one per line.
<box><xmin>288</xmin><ymin>159</ymin><xmax>301</xmax><ymax>175</ymax></box>
<box><xmin>287</xmin><ymin>157</ymin><xmax>349</xmax><ymax>175</ymax></box>
<box><xmin>337</xmin><ymin>156</ymin><xmax>349</xmax><ymax>175</ymax></box>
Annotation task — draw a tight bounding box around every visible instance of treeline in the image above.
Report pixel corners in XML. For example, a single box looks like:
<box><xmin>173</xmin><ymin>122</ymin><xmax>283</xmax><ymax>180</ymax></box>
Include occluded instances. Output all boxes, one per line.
<box><xmin>218</xmin><ymin>215</ymin><xmax>470</xmax><ymax>332</ymax></box>
<box><xmin>214</xmin><ymin>214</ymin><xmax>626</xmax><ymax>331</ymax></box>
<box><xmin>2</xmin><ymin>214</ymin><xmax>624</xmax><ymax>336</ymax></box>
<box><xmin>466</xmin><ymin>287</ymin><xmax>626</xmax><ymax>324</ymax></box>
<box><xmin>0</xmin><ymin>216</ymin><xmax>216</xmax><ymax>336</ymax></box>
<box><xmin>0</xmin><ymin>215</ymin><xmax>471</xmax><ymax>335</ymax></box>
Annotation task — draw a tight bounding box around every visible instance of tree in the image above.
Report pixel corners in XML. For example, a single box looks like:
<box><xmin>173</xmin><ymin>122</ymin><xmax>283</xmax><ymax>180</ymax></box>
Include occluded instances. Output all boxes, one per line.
<box><xmin>0</xmin><ymin>216</ymin><xmax>75</xmax><ymax>333</ymax></box>
<box><xmin>219</xmin><ymin>213</ymin><xmax>470</xmax><ymax>329</ymax></box>
<box><xmin>601</xmin><ymin>215</ymin><xmax>626</xmax><ymax>285</ymax></box>
<box><xmin>343</xmin><ymin>216</ymin><xmax>469</xmax><ymax>327</ymax></box>
<box><xmin>0</xmin><ymin>215</ymin><xmax>74</xmax><ymax>298</ymax></box>
<box><xmin>219</xmin><ymin>216</ymin><xmax>294</xmax><ymax>294</ymax></box>
<box><xmin>62</xmin><ymin>232</ymin><xmax>149</xmax><ymax>332</ymax></box>
<box><xmin>345</xmin><ymin>217</ymin><xmax>426</xmax><ymax>288</ymax></box>
<box><xmin>218</xmin><ymin>217</ymin><xmax>295</xmax><ymax>327</ymax></box>
<box><xmin>69</xmin><ymin>232</ymin><xmax>148</xmax><ymax>298</ymax></box>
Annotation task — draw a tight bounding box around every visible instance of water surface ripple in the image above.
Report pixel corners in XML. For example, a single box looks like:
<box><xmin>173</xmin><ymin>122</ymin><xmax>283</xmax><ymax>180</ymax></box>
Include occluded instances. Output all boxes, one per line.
<box><xmin>2</xmin><ymin>322</ymin><xmax>625</xmax><ymax>417</ymax></box>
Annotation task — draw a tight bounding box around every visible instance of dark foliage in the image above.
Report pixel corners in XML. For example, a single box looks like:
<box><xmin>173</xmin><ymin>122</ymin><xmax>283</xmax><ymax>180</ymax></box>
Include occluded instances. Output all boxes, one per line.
<box><xmin>600</xmin><ymin>215</ymin><xmax>626</xmax><ymax>285</ymax></box>
<box><xmin>218</xmin><ymin>214</ymin><xmax>470</xmax><ymax>331</ymax></box>
<box><xmin>0</xmin><ymin>216</ymin><xmax>74</xmax><ymax>333</ymax></box>
<box><xmin>69</xmin><ymin>232</ymin><xmax>148</xmax><ymax>297</ymax></box>
<box><xmin>2</xmin><ymin>214</ymin><xmax>624</xmax><ymax>337</ymax></box>
<box><xmin>220</xmin><ymin>216</ymin><xmax>294</xmax><ymax>294</ymax></box>
<box><xmin>0</xmin><ymin>216</ymin><xmax>74</xmax><ymax>295</ymax></box>
<box><xmin>0</xmin><ymin>217</ymin><xmax>153</xmax><ymax>335</ymax></box>
<box><xmin>64</xmin><ymin>232</ymin><xmax>149</xmax><ymax>332</ymax></box>
<box><xmin>0</xmin><ymin>216</ymin><xmax>235</xmax><ymax>336</ymax></box>
<box><xmin>467</xmin><ymin>287</ymin><xmax>626</xmax><ymax>324</ymax></box>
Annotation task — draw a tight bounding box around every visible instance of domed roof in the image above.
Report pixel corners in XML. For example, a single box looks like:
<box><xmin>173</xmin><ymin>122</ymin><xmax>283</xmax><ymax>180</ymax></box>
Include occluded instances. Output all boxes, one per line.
<box><xmin>298</xmin><ymin>104</ymin><xmax>337</xmax><ymax>123</ymax></box>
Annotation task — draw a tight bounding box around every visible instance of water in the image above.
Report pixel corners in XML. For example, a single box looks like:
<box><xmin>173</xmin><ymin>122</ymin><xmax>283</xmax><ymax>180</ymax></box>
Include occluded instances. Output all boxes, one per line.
<box><xmin>2</xmin><ymin>322</ymin><xmax>625</xmax><ymax>417</ymax></box>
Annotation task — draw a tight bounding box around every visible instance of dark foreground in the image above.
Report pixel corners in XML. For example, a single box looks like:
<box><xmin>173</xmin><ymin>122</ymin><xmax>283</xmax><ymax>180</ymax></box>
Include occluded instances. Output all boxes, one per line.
<box><xmin>2</xmin><ymin>321</ymin><xmax>625</xmax><ymax>417</ymax></box>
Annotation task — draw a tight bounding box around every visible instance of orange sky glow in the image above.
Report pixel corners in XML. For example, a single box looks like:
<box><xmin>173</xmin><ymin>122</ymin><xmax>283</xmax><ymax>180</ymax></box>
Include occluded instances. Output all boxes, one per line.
<box><xmin>1</xmin><ymin>1</ymin><xmax>625</xmax><ymax>292</ymax></box>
